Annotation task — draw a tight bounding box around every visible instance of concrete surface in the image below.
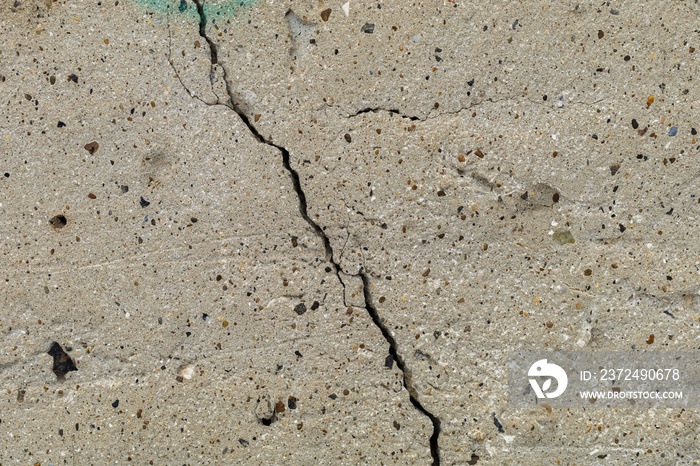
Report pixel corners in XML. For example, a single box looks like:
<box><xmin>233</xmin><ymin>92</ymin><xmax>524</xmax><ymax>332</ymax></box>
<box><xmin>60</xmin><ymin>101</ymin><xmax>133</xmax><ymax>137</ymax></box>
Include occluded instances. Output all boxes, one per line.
<box><xmin>1</xmin><ymin>0</ymin><xmax>700</xmax><ymax>463</ymax></box>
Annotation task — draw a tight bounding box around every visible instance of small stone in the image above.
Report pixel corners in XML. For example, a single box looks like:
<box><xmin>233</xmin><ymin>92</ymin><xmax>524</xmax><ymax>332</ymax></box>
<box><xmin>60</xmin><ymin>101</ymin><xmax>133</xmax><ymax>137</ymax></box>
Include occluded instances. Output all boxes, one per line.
<box><xmin>178</xmin><ymin>364</ymin><xmax>194</xmax><ymax>380</ymax></box>
<box><xmin>288</xmin><ymin>396</ymin><xmax>298</xmax><ymax>409</ymax></box>
<box><xmin>139</xmin><ymin>196</ymin><xmax>150</xmax><ymax>207</ymax></box>
<box><xmin>385</xmin><ymin>354</ymin><xmax>394</xmax><ymax>369</ymax></box>
<box><xmin>112</xmin><ymin>399</ymin><xmax>119</xmax><ymax>408</ymax></box>
<box><xmin>631</xmin><ymin>119</ymin><xmax>638</xmax><ymax>129</ymax></box>
<box><xmin>293</xmin><ymin>303</ymin><xmax>307</xmax><ymax>315</ymax></box>
<box><xmin>552</xmin><ymin>230</ymin><xmax>575</xmax><ymax>245</ymax></box>
<box><xmin>84</xmin><ymin>141</ymin><xmax>99</xmax><ymax>154</ymax></box>
<box><xmin>320</xmin><ymin>8</ymin><xmax>331</xmax><ymax>21</ymax></box>
<box><xmin>610</xmin><ymin>163</ymin><xmax>621</xmax><ymax>175</ymax></box>
<box><xmin>361</xmin><ymin>23</ymin><xmax>374</xmax><ymax>34</ymax></box>
<box><xmin>69</xmin><ymin>74</ymin><xmax>78</xmax><ymax>83</ymax></box>
<box><xmin>669</xmin><ymin>126</ymin><xmax>677</xmax><ymax>137</ymax></box>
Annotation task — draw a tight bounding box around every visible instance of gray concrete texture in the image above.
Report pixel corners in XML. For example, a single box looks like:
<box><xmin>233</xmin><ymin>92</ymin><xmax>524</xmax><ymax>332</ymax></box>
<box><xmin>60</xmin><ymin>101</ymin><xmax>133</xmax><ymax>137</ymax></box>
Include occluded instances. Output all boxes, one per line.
<box><xmin>1</xmin><ymin>0</ymin><xmax>699</xmax><ymax>463</ymax></box>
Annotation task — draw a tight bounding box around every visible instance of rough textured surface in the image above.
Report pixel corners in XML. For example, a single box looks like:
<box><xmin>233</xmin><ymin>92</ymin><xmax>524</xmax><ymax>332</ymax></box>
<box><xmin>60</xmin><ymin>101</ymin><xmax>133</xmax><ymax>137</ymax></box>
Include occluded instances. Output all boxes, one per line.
<box><xmin>2</xmin><ymin>0</ymin><xmax>700</xmax><ymax>463</ymax></box>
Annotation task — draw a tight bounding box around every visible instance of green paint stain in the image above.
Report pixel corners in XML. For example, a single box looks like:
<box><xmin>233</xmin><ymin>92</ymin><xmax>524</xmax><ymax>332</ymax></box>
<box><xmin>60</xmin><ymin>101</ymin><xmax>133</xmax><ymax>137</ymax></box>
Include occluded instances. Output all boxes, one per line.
<box><xmin>129</xmin><ymin>0</ymin><xmax>259</xmax><ymax>22</ymax></box>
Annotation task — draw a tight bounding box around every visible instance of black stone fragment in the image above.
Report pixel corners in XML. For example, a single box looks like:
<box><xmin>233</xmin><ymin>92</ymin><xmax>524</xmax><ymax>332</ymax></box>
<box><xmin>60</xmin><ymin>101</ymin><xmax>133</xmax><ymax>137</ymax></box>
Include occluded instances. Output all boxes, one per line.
<box><xmin>294</xmin><ymin>303</ymin><xmax>307</xmax><ymax>315</ymax></box>
<box><xmin>385</xmin><ymin>353</ymin><xmax>394</xmax><ymax>369</ymax></box>
<box><xmin>493</xmin><ymin>413</ymin><xmax>505</xmax><ymax>433</ymax></box>
<box><xmin>48</xmin><ymin>342</ymin><xmax>78</xmax><ymax>379</ymax></box>
<box><xmin>361</xmin><ymin>23</ymin><xmax>375</xmax><ymax>33</ymax></box>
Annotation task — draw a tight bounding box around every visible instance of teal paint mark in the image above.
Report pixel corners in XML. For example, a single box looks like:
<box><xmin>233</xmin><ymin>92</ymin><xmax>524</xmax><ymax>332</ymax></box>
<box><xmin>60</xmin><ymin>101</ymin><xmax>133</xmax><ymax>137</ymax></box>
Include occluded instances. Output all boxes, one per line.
<box><xmin>201</xmin><ymin>0</ymin><xmax>259</xmax><ymax>23</ymax></box>
<box><xmin>129</xmin><ymin>0</ymin><xmax>259</xmax><ymax>22</ymax></box>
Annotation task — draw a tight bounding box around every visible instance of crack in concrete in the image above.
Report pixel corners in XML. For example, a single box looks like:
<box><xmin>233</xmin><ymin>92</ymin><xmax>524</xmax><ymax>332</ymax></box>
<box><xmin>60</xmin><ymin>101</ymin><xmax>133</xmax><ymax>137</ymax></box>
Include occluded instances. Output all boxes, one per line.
<box><xmin>188</xmin><ymin>2</ymin><xmax>441</xmax><ymax>462</ymax></box>
<box><xmin>342</xmin><ymin>93</ymin><xmax>610</xmax><ymax>122</ymax></box>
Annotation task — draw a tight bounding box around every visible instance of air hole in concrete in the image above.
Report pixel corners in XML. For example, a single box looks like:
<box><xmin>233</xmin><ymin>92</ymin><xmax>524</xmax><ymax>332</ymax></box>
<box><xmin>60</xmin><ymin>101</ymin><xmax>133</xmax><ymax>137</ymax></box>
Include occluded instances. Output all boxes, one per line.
<box><xmin>49</xmin><ymin>215</ymin><xmax>67</xmax><ymax>229</ymax></box>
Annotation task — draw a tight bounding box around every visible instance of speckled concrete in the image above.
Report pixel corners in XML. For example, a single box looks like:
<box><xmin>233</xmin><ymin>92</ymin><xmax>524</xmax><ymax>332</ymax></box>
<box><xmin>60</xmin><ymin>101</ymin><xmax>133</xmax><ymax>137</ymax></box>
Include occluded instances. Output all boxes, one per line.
<box><xmin>2</xmin><ymin>0</ymin><xmax>700</xmax><ymax>464</ymax></box>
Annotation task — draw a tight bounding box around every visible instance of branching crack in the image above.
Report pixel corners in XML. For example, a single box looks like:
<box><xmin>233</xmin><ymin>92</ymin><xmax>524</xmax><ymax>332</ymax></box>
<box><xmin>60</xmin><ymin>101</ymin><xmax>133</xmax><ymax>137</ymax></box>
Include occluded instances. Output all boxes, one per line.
<box><xmin>190</xmin><ymin>3</ymin><xmax>440</xmax><ymax>463</ymax></box>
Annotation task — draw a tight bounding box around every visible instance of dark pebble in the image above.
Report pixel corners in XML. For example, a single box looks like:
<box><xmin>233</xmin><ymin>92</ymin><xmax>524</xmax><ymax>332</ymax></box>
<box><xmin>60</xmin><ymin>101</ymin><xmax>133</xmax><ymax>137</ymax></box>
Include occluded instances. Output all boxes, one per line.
<box><xmin>238</xmin><ymin>438</ymin><xmax>249</xmax><ymax>447</ymax></box>
<box><xmin>293</xmin><ymin>303</ymin><xmax>307</xmax><ymax>315</ymax></box>
<box><xmin>69</xmin><ymin>74</ymin><xmax>78</xmax><ymax>83</ymax></box>
<box><xmin>57</xmin><ymin>121</ymin><xmax>66</xmax><ymax>127</ymax></box>
<box><xmin>631</xmin><ymin>119</ymin><xmax>638</xmax><ymax>129</ymax></box>
<box><xmin>385</xmin><ymin>354</ymin><xmax>394</xmax><ymax>369</ymax></box>
<box><xmin>178</xmin><ymin>0</ymin><xmax>186</xmax><ymax>11</ymax></box>
<box><xmin>288</xmin><ymin>396</ymin><xmax>297</xmax><ymax>409</ymax></box>
<box><xmin>669</xmin><ymin>126</ymin><xmax>677</xmax><ymax>137</ymax></box>
<box><xmin>47</xmin><ymin>342</ymin><xmax>78</xmax><ymax>378</ymax></box>
<box><xmin>84</xmin><ymin>141</ymin><xmax>99</xmax><ymax>154</ymax></box>
<box><xmin>493</xmin><ymin>414</ymin><xmax>505</xmax><ymax>433</ymax></box>
<box><xmin>361</xmin><ymin>23</ymin><xmax>375</xmax><ymax>33</ymax></box>
<box><xmin>139</xmin><ymin>196</ymin><xmax>150</xmax><ymax>207</ymax></box>
<box><xmin>112</xmin><ymin>399</ymin><xmax>119</xmax><ymax>408</ymax></box>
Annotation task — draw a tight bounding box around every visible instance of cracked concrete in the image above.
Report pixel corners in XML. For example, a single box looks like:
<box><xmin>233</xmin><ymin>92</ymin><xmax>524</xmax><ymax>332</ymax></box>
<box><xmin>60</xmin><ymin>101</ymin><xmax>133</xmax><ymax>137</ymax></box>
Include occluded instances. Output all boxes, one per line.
<box><xmin>2</xmin><ymin>0</ymin><xmax>700</xmax><ymax>463</ymax></box>
<box><xmin>189</xmin><ymin>0</ymin><xmax>441</xmax><ymax>461</ymax></box>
